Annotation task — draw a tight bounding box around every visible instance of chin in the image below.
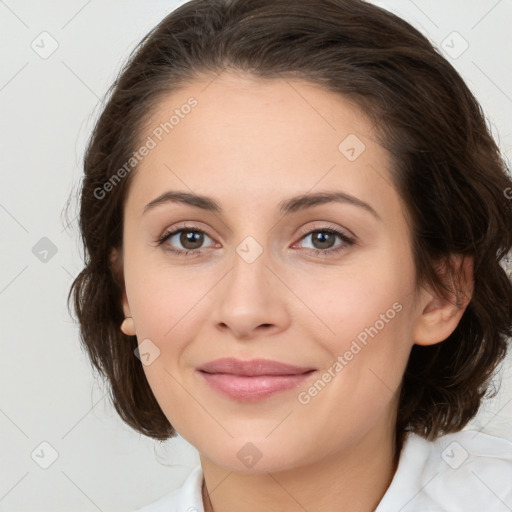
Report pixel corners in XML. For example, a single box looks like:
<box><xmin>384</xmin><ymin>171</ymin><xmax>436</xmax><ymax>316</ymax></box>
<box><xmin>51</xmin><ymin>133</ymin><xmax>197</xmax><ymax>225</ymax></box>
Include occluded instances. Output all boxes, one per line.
<box><xmin>197</xmin><ymin>436</ymin><xmax>310</xmax><ymax>475</ymax></box>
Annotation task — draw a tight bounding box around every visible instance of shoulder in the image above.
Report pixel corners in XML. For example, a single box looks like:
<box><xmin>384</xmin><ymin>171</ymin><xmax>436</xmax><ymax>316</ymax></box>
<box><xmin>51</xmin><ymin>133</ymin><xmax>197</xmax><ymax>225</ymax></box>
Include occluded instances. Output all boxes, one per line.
<box><xmin>376</xmin><ymin>430</ymin><xmax>512</xmax><ymax>512</ymax></box>
<box><xmin>135</xmin><ymin>465</ymin><xmax>204</xmax><ymax>512</ymax></box>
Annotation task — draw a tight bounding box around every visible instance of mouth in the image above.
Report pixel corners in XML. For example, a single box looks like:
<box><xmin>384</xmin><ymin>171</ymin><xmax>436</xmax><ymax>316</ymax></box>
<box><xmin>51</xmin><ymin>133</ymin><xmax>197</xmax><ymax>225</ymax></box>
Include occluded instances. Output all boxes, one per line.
<box><xmin>196</xmin><ymin>358</ymin><xmax>317</xmax><ymax>402</ymax></box>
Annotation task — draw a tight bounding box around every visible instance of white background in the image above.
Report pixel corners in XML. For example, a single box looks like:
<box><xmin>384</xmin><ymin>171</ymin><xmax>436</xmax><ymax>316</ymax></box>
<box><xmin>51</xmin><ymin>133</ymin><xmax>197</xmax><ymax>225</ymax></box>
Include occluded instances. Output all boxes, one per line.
<box><xmin>1</xmin><ymin>0</ymin><xmax>511</xmax><ymax>510</ymax></box>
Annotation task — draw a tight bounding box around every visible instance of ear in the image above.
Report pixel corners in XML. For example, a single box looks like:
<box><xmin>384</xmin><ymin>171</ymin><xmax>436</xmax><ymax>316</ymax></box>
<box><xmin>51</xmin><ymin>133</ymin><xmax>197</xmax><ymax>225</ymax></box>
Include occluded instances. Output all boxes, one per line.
<box><xmin>109</xmin><ymin>247</ymin><xmax>131</xmax><ymax>318</ymax></box>
<box><xmin>412</xmin><ymin>255</ymin><xmax>474</xmax><ymax>346</ymax></box>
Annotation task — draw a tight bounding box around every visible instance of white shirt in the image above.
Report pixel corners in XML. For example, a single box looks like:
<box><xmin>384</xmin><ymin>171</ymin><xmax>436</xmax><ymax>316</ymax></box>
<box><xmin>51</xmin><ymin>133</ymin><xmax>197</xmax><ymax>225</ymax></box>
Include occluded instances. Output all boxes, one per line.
<box><xmin>136</xmin><ymin>430</ymin><xmax>512</xmax><ymax>511</ymax></box>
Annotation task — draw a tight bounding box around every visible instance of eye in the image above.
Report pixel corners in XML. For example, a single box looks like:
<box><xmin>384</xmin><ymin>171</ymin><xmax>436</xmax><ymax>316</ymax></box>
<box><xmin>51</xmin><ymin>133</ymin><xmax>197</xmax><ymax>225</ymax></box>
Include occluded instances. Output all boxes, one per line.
<box><xmin>293</xmin><ymin>226</ymin><xmax>356</xmax><ymax>257</ymax></box>
<box><xmin>156</xmin><ymin>224</ymin><xmax>216</xmax><ymax>256</ymax></box>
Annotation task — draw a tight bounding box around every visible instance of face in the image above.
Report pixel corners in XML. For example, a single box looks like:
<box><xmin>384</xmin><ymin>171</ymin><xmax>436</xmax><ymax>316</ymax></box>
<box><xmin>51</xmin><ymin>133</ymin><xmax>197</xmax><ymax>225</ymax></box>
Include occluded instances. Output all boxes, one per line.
<box><xmin>114</xmin><ymin>71</ymin><xmax>434</xmax><ymax>473</ymax></box>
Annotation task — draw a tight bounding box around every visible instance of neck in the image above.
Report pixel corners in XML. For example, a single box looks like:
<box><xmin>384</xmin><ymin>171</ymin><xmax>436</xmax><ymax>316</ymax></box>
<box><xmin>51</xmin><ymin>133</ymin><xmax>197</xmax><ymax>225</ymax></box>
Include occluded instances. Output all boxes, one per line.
<box><xmin>200</xmin><ymin>421</ymin><xmax>402</xmax><ymax>512</ymax></box>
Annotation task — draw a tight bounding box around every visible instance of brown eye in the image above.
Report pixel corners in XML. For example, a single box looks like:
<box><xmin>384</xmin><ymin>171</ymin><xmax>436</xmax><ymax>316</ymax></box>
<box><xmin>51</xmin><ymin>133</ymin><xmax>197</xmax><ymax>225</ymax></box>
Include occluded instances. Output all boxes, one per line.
<box><xmin>309</xmin><ymin>231</ymin><xmax>337</xmax><ymax>250</ymax></box>
<box><xmin>178</xmin><ymin>230</ymin><xmax>205</xmax><ymax>250</ymax></box>
<box><xmin>294</xmin><ymin>227</ymin><xmax>356</xmax><ymax>257</ymax></box>
<box><xmin>156</xmin><ymin>226</ymin><xmax>216</xmax><ymax>256</ymax></box>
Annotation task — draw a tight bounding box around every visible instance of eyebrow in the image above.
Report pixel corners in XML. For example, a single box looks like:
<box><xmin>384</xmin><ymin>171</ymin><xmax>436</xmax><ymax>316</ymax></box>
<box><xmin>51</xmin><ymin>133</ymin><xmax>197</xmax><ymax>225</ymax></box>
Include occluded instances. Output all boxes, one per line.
<box><xmin>143</xmin><ymin>190</ymin><xmax>380</xmax><ymax>220</ymax></box>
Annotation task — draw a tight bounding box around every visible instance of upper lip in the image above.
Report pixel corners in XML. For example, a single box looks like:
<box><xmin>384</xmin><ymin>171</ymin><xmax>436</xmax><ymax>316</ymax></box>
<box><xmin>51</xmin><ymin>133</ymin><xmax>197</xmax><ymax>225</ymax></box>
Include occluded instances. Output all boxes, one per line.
<box><xmin>197</xmin><ymin>358</ymin><xmax>315</xmax><ymax>376</ymax></box>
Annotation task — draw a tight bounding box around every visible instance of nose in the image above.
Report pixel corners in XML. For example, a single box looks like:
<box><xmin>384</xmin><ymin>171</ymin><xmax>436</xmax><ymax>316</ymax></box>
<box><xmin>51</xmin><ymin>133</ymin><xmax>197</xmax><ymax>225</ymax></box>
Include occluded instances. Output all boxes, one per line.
<box><xmin>211</xmin><ymin>243</ymin><xmax>291</xmax><ymax>340</ymax></box>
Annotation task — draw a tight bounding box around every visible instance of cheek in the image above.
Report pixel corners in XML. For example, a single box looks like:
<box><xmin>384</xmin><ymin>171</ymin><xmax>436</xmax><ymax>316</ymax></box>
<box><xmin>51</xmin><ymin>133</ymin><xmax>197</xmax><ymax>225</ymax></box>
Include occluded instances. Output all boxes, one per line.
<box><xmin>290</xmin><ymin>257</ymin><xmax>412</xmax><ymax>348</ymax></box>
<box><xmin>125</xmin><ymin>247</ymin><xmax>210</xmax><ymax>341</ymax></box>
<box><xmin>289</xmin><ymin>257</ymin><xmax>415</xmax><ymax>405</ymax></box>
<box><xmin>121</xmin><ymin>256</ymin><xmax>204</xmax><ymax>398</ymax></box>
<box><xmin>124</xmin><ymin>261</ymin><xmax>224</xmax><ymax>409</ymax></box>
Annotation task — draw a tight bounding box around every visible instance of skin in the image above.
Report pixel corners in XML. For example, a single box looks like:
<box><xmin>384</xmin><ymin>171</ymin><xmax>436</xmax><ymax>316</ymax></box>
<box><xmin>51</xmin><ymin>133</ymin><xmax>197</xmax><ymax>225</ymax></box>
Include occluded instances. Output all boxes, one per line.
<box><xmin>112</xmin><ymin>70</ymin><xmax>472</xmax><ymax>512</ymax></box>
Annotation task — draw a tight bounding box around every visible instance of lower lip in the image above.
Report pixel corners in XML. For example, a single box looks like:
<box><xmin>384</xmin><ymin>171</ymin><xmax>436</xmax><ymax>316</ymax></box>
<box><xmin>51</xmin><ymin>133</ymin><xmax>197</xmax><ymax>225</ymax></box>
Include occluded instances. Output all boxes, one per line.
<box><xmin>198</xmin><ymin>371</ymin><xmax>316</xmax><ymax>402</ymax></box>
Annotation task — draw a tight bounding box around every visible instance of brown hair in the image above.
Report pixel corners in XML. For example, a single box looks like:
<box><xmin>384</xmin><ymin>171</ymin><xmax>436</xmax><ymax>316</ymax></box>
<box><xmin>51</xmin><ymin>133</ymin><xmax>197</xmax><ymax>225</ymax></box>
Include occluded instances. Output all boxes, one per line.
<box><xmin>66</xmin><ymin>0</ymin><xmax>512</xmax><ymax>441</ymax></box>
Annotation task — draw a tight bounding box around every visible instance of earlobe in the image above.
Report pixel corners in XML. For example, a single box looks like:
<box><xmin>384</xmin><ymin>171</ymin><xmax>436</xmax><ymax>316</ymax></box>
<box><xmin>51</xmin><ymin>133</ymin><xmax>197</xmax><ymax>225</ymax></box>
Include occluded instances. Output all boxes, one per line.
<box><xmin>413</xmin><ymin>255</ymin><xmax>474</xmax><ymax>347</ymax></box>
<box><xmin>120</xmin><ymin>316</ymin><xmax>136</xmax><ymax>336</ymax></box>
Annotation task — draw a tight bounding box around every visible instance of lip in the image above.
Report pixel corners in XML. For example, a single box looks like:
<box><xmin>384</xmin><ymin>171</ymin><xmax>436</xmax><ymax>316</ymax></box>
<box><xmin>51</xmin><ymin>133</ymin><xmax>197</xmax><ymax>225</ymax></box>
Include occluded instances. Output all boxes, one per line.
<box><xmin>198</xmin><ymin>357</ymin><xmax>315</xmax><ymax>376</ymax></box>
<box><xmin>196</xmin><ymin>358</ymin><xmax>316</xmax><ymax>402</ymax></box>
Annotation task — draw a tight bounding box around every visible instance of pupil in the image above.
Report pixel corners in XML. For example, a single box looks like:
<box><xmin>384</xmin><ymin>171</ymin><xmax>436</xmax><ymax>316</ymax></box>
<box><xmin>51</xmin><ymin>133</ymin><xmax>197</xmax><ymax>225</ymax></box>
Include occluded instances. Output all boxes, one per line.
<box><xmin>314</xmin><ymin>232</ymin><xmax>333</xmax><ymax>249</ymax></box>
<box><xmin>181</xmin><ymin>231</ymin><xmax>203</xmax><ymax>249</ymax></box>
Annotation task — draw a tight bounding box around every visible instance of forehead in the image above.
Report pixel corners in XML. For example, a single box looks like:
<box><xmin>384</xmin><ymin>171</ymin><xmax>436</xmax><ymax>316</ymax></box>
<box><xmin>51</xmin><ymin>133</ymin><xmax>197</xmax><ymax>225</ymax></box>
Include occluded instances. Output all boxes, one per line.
<box><xmin>124</xmin><ymin>71</ymin><xmax>400</xmax><ymax>223</ymax></box>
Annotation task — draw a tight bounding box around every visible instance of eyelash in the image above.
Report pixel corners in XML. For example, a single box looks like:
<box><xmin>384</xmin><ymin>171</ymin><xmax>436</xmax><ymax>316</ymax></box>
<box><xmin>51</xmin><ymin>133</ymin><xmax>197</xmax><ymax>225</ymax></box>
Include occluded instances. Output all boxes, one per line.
<box><xmin>155</xmin><ymin>223</ymin><xmax>356</xmax><ymax>258</ymax></box>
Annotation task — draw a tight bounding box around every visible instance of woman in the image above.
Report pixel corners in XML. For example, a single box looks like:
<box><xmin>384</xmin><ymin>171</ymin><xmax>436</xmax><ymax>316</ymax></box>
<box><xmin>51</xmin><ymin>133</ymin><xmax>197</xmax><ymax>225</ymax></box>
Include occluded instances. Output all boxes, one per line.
<box><xmin>68</xmin><ymin>0</ymin><xmax>512</xmax><ymax>510</ymax></box>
